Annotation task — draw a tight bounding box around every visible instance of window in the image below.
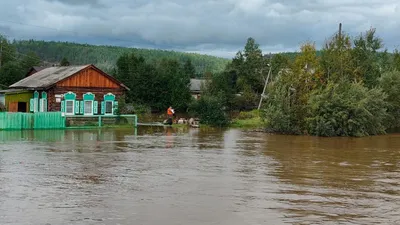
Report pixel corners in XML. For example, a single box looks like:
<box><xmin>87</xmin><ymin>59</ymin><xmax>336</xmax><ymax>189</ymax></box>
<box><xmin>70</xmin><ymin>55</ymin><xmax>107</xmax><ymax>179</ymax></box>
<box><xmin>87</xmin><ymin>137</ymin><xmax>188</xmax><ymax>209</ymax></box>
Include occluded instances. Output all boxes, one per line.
<box><xmin>40</xmin><ymin>99</ymin><xmax>46</xmax><ymax>112</ymax></box>
<box><xmin>105</xmin><ymin>101</ymin><xmax>113</xmax><ymax>114</ymax></box>
<box><xmin>84</xmin><ymin>101</ymin><xmax>93</xmax><ymax>115</ymax></box>
<box><xmin>65</xmin><ymin>100</ymin><xmax>74</xmax><ymax>115</ymax></box>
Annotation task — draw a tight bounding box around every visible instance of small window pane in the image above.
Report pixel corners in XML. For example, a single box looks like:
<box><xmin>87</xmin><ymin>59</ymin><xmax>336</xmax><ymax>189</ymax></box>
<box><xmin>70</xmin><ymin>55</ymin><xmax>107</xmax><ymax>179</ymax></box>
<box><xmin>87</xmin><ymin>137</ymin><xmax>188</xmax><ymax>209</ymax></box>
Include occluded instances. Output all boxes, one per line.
<box><xmin>105</xmin><ymin>101</ymin><xmax>113</xmax><ymax>114</ymax></box>
<box><xmin>84</xmin><ymin>101</ymin><xmax>93</xmax><ymax>114</ymax></box>
<box><xmin>66</xmin><ymin>101</ymin><xmax>74</xmax><ymax>114</ymax></box>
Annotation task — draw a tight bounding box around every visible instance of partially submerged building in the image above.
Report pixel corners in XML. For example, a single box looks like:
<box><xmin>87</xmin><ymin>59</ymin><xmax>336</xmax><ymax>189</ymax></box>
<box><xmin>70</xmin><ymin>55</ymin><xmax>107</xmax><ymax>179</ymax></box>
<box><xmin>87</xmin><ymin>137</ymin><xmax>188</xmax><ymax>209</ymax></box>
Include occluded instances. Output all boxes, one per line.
<box><xmin>0</xmin><ymin>64</ymin><xmax>129</xmax><ymax>115</ymax></box>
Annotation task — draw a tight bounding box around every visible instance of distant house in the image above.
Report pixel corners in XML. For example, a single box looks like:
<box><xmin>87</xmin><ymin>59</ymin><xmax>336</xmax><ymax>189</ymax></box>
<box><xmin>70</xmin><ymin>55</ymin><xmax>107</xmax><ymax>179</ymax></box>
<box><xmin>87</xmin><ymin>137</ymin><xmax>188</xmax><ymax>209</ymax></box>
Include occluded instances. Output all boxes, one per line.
<box><xmin>190</xmin><ymin>78</ymin><xmax>206</xmax><ymax>100</ymax></box>
<box><xmin>0</xmin><ymin>64</ymin><xmax>129</xmax><ymax>115</ymax></box>
<box><xmin>25</xmin><ymin>66</ymin><xmax>48</xmax><ymax>77</ymax></box>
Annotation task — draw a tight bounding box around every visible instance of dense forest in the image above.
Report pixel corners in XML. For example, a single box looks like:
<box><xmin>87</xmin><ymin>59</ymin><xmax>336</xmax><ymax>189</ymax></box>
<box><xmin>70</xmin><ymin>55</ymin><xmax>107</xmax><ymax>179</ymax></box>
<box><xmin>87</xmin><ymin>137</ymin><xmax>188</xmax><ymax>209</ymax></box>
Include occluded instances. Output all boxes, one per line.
<box><xmin>12</xmin><ymin>40</ymin><xmax>230</xmax><ymax>75</ymax></box>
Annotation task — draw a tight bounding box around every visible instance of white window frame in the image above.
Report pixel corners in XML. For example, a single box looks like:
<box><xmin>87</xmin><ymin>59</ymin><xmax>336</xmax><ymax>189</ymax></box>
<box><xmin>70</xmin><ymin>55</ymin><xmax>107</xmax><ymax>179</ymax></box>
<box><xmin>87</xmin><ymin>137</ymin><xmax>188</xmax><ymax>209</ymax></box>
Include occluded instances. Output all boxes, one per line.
<box><xmin>104</xmin><ymin>100</ymin><xmax>113</xmax><ymax>115</ymax></box>
<box><xmin>65</xmin><ymin>100</ymin><xmax>75</xmax><ymax>115</ymax></box>
<box><xmin>34</xmin><ymin>98</ymin><xmax>39</xmax><ymax>113</ymax></box>
<box><xmin>84</xmin><ymin>100</ymin><xmax>93</xmax><ymax>115</ymax></box>
<box><xmin>39</xmin><ymin>99</ymin><xmax>45</xmax><ymax>112</ymax></box>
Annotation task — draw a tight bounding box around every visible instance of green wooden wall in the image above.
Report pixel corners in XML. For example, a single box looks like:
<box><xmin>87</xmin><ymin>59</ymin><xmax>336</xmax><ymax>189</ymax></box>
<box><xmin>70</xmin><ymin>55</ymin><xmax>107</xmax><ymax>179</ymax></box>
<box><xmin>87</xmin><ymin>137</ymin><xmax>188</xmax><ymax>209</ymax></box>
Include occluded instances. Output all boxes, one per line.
<box><xmin>5</xmin><ymin>91</ymin><xmax>33</xmax><ymax>111</ymax></box>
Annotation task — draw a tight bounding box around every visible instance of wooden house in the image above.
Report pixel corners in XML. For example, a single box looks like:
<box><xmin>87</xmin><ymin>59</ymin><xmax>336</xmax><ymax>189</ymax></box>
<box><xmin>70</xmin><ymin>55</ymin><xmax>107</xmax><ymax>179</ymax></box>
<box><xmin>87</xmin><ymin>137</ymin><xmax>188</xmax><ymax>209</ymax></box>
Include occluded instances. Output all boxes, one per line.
<box><xmin>1</xmin><ymin>64</ymin><xmax>129</xmax><ymax>115</ymax></box>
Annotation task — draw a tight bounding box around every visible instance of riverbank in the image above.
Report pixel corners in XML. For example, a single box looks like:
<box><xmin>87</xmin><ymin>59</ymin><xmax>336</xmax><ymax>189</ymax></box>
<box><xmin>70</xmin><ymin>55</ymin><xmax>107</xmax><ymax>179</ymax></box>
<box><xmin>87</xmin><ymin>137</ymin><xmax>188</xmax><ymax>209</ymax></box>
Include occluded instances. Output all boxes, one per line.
<box><xmin>229</xmin><ymin>110</ymin><xmax>266</xmax><ymax>130</ymax></box>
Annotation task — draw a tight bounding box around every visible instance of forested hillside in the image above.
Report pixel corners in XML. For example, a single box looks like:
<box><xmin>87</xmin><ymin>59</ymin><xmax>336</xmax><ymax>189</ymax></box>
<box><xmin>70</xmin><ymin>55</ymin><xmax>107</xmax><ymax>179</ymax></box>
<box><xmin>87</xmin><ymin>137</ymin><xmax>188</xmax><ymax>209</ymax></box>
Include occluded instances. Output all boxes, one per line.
<box><xmin>12</xmin><ymin>40</ymin><xmax>231</xmax><ymax>74</ymax></box>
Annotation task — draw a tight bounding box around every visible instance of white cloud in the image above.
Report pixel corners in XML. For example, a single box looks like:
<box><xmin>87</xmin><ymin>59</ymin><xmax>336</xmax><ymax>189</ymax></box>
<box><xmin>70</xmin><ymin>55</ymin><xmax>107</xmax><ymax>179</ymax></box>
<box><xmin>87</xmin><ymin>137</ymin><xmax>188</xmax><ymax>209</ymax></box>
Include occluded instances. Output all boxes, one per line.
<box><xmin>0</xmin><ymin>0</ymin><xmax>399</xmax><ymax>58</ymax></box>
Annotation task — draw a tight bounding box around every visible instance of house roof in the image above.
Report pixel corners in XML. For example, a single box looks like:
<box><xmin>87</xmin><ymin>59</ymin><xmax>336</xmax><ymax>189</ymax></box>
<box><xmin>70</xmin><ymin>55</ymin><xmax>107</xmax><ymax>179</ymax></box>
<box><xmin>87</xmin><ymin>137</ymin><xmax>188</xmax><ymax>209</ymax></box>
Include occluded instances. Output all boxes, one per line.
<box><xmin>32</xmin><ymin>66</ymin><xmax>48</xmax><ymax>72</ymax></box>
<box><xmin>10</xmin><ymin>64</ymin><xmax>129</xmax><ymax>90</ymax></box>
<box><xmin>25</xmin><ymin>66</ymin><xmax>49</xmax><ymax>77</ymax></box>
<box><xmin>190</xmin><ymin>79</ymin><xmax>206</xmax><ymax>92</ymax></box>
<box><xmin>0</xmin><ymin>89</ymin><xmax>31</xmax><ymax>94</ymax></box>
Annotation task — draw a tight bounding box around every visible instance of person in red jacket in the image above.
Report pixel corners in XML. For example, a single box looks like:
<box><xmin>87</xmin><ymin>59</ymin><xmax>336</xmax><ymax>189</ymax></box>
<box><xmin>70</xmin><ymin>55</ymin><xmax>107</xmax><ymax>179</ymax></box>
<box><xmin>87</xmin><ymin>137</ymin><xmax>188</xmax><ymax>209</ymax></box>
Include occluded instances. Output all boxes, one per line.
<box><xmin>167</xmin><ymin>106</ymin><xmax>175</xmax><ymax>118</ymax></box>
<box><xmin>165</xmin><ymin>106</ymin><xmax>175</xmax><ymax>125</ymax></box>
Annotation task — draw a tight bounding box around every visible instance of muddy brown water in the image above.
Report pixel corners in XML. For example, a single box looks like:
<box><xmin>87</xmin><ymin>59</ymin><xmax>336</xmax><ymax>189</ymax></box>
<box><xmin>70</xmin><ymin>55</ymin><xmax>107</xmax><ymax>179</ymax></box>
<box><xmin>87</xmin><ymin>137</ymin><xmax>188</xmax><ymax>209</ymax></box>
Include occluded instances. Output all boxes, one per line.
<box><xmin>0</xmin><ymin>127</ymin><xmax>399</xmax><ymax>225</ymax></box>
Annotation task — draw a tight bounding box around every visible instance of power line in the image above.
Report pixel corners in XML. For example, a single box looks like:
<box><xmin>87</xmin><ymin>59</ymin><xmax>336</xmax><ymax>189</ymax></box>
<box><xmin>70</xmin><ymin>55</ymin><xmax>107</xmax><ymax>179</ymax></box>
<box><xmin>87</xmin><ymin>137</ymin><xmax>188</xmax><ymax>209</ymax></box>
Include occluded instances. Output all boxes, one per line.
<box><xmin>0</xmin><ymin>47</ymin><xmax>51</xmax><ymax>65</ymax></box>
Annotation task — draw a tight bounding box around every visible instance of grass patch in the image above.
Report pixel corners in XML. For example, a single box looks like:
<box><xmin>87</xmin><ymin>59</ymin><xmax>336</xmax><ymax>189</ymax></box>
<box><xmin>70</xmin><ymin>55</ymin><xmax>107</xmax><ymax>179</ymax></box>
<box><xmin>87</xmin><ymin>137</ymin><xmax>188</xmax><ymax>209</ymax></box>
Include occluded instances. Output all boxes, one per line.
<box><xmin>229</xmin><ymin>110</ymin><xmax>266</xmax><ymax>129</ymax></box>
<box><xmin>230</xmin><ymin>117</ymin><xmax>265</xmax><ymax>128</ymax></box>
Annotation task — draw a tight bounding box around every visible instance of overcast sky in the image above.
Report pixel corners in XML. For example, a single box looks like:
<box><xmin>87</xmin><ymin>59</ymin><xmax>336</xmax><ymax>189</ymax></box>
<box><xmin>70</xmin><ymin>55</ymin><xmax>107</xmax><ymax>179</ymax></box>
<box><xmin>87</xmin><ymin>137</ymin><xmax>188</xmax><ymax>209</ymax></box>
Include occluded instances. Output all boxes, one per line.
<box><xmin>0</xmin><ymin>0</ymin><xmax>399</xmax><ymax>58</ymax></box>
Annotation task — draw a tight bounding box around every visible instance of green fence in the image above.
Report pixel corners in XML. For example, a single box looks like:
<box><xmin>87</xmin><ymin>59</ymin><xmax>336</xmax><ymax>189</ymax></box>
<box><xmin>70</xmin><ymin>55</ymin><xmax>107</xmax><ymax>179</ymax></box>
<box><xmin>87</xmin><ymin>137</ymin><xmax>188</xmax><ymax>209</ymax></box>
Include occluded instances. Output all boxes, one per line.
<box><xmin>0</xmin><ymin>112</ymin><xmax>137</xmax><ymax>130</ymax></box>
<box><xmin>34</xmin><ymin>112</ymin><xmax>66</xmax><ymax>129</ymax></box>
<box><xmin>0</xmin><ymin>112</ymin><xmax>65</xmax><ymax>130</ymax></box>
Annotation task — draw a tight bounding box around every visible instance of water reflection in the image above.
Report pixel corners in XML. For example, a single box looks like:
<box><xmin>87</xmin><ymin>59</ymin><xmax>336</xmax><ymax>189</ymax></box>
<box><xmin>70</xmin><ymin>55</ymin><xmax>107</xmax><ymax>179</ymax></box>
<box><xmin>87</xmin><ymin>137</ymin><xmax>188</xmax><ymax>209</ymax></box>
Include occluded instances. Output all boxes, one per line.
<box><xmin>0</xmin><ymin>128</ymin><xmax>399</xmax><ymax>224</ymax></box>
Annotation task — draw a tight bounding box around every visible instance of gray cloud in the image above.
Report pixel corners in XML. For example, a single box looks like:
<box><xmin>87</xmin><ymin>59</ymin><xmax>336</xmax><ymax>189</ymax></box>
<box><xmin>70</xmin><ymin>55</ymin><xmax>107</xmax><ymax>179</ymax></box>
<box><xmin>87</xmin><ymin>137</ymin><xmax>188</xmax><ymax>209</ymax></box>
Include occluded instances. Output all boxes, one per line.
<box><xmin>0</xmin><ymin>0</ymin><xmax>399</xmax><ymax>58</ymax></box>
<box><xmin>44</xmin><ymin>0</ymin><xmax>105</xmax><ymax>7</ymax></box>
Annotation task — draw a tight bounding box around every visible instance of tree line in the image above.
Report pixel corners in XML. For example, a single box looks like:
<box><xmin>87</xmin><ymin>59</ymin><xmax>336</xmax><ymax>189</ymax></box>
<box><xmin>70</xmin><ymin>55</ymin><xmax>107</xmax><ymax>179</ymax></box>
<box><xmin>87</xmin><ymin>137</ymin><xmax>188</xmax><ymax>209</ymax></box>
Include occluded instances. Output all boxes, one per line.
<box><xmin>12</xmin><ymin>39</ymin><xmax>230</xmax><ymax>75</ymax></box>
<box><xmin>0</xmin><ymin>35</ymin><xmax>41</xmax><ymax>88</ymax></box>
<box><xmin>194</xmin><ymin>26</ymin><xmax>400</xmax><ymax>136</ymax></box>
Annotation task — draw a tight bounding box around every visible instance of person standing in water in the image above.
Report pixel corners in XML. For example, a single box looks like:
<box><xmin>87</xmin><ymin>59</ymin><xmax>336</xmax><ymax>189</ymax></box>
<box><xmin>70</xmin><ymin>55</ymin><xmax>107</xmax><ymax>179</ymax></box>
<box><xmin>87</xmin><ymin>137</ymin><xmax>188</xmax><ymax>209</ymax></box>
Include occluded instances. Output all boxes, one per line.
<box><xmin>167</xmin><ymin>106</ymin><xmax>175</xmax><ymax>118</ymax></box>
<box><xmin>166</xmin><ymin>106</ymin><xmax>175</xmax><ymax>125</ymax></box>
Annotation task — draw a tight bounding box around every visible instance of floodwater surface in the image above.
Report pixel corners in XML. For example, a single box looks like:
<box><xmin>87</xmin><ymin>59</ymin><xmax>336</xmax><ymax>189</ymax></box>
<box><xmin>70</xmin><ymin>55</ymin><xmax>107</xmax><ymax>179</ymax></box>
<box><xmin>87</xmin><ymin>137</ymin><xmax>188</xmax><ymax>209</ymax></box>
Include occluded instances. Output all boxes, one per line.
<box><xmin>0</xmin><ymin>127</ymin><xmax>400</xmax><ymax>225</ymax></box>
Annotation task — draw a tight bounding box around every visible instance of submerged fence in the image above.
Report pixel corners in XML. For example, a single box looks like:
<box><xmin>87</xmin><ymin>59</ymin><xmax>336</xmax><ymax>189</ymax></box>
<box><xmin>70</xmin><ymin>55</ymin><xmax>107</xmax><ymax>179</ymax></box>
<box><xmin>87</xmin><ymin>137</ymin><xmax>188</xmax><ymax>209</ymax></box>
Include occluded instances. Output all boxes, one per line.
<box><xmin>0</xmin><ymin>112</ymin><xmax>137</xmax><ymax>130</ymax></box>
<box><xmin>0</xmin><ymin>112</ymin><xmax>66</xmax><ymax>130</ymax></box>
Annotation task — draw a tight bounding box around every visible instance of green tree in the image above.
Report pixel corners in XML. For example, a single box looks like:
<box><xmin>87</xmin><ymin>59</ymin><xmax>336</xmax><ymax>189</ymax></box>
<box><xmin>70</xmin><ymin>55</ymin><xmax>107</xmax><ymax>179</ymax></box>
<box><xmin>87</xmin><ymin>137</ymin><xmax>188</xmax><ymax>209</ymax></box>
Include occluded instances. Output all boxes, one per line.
<box><xmin>183</xmin><ymin>58</ymin><xmax>196</xmax><ymax>78</ymax></box>
<box><xmin>0</xmin><ymin>61</ymin><xmax>23</xmax><ymax>87</ymax></box>
<box><xmin>156</xmin><ymin>58</ymin><xmax>192</xmax><ymax>111</ymax></box>
<box><xmin>60</xmin><ymin>57</ymin><xmax>70</xmax><ymax>66</ymax></box>
<box><xmin>20</xmin><ymin>51</ymin><xmax>41</xmax><ymax>72</ymax></box>
<box><xmin>261</xmin><ymin>43</ymin><xmax>322</xmax><ymax>134</ymax></box>
<box><xmin>230</xmin><ymin>37</ymin><xmax>267</xmax><ymax>108</ymax></box>
<box><xmin>320</xmin><ymin>29</ymin><xmax>354</xmax><ymax>83</ymax></box>
<box><xmin>115</xmin><ymin>53</ymin><xmax>158</xmax><ymax>107</ymax></box>
<box><xmin>115</xmin><ymin>53</ymin><xmax>192</xmax><ymax>112</ymax></box>
<box><xmin>270</xmin><ymin>53</ymin><xmax>291</xmax><ymax>82</ymax></box>
<box><xmin>351</xmin><ymin>28</ymin><xmax>383</xmax><ymax>87</ymax></box>
<box><xmin>0</xmin><ymin>35</ymin><xmax>16</xmax><ymax>67</ymax></box>
<box><xmin>393</xmin><ymin>49</ymin><xmax>400</xmax><ymax>71</ymax></box>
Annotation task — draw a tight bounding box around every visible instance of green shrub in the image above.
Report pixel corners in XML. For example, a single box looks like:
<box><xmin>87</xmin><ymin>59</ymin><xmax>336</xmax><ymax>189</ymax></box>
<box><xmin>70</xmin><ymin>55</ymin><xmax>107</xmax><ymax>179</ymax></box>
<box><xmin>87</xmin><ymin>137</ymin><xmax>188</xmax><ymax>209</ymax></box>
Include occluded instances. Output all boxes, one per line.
<box><xmin>379</xmin><ymin>71</ymin><xmax>400</xmax><ymax>128</ymax></box>
<box><xmin>261</xmin><ymin>85</ymin><xmax>303</xmax><ymax>134</ymax></box>
<box><xmin>188</xmin><ymin>94</ymin><xmax>229</xmax><ymax>127</ymax></box>
<box><xmin>306</xmin><ymin>81</ymin><xmax>388</xmax><ymax>137</ymax></box>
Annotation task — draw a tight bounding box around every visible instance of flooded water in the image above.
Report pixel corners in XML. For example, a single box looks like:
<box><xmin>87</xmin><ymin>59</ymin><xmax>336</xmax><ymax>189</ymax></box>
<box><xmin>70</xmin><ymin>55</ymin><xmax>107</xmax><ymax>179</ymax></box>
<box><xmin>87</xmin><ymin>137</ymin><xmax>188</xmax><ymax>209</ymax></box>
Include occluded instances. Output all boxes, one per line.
<box><xmin>0</xmin><ymin>127</ymin><xmax>400</xmax><ymax>225</ymax></box>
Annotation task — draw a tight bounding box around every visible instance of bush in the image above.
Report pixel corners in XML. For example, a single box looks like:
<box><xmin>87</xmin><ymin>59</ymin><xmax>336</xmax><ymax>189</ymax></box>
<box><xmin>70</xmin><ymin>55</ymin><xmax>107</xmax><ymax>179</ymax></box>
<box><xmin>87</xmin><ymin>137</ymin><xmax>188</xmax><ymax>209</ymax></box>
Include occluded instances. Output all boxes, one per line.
<box><xmin>379</xmin><ymin>71</ymin><xmax>400</xmax><ymax>128</ymax></box>
<box><xmin>306</xmin><ymin>81</ymin><xmax>388</xmax><ymax>137</ymax></box>
<box><xmin>261</xmin><ymin>84</ymin><xmax>303</xmax><ymax>134</ymax></box>
<box><xmin>116</xmin><ymin>99</ymin><xmax>151</xmax><ymax>115</ymax></box>
<box><xmin>188</xmin><ymin>94</ymin><xmax>229</xmax><ymax>127</ymax></box>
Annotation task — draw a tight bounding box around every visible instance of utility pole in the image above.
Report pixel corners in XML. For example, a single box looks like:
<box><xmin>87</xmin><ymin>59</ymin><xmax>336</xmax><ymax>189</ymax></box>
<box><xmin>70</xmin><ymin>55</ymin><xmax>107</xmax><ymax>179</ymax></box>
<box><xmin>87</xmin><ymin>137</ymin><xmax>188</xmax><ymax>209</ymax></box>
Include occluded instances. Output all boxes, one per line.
<box><xmin>257</xmin><ymin>63</ymin><xmax>272</xmax><ymax>110</ymax></box>
<box><xmin>339</xmin><ymin>23</ymin><xmax>343</xmax><ymax>78</ymax></box>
